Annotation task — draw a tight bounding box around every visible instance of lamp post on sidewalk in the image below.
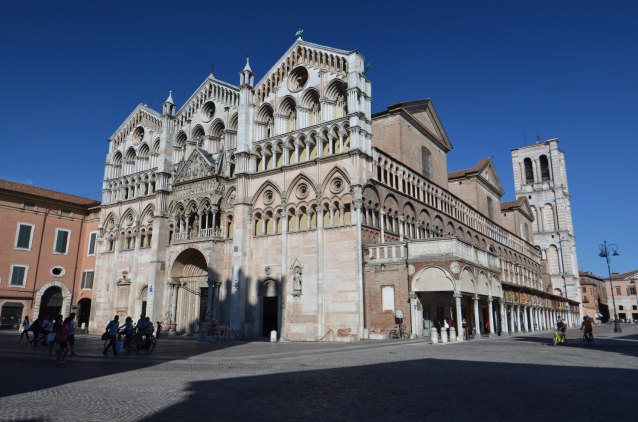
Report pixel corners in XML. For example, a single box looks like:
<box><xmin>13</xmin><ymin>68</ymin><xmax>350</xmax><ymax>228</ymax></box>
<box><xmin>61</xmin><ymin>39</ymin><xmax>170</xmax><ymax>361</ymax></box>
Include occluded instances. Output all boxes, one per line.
<box><xmin>599</xmin><ymin>241</ymin><xmax>621</xmax><ymax>333</ymax></box>
<box><xmin>629</xmin><ymin>277</ymin><xmax>637</xmax><ymax>323</ymax></box>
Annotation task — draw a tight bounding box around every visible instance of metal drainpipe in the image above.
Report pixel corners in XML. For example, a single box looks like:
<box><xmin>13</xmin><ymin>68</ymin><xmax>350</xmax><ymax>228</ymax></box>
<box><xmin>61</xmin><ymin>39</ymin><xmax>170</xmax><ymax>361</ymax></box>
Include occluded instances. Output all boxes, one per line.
<box><xmin>31</xmin><ymin>209</ymin><xmax>50</xmax><ymax>313</ymax></box>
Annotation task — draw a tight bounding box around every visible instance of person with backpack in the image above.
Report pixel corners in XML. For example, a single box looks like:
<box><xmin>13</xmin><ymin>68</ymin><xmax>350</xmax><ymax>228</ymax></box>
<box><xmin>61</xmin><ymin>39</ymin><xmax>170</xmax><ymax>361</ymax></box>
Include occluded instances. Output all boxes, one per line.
<box><xmin>102</xmin><ymin>315</ymin><xmax>120</xmax><ymax>357</ymax></box>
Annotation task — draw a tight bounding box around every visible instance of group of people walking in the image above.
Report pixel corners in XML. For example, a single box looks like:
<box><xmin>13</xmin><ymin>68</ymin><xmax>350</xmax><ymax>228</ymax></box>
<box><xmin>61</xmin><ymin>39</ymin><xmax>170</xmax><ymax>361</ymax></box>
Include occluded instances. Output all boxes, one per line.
<box><xmin>18</xmin><ymin>313</ymin><xmax>77</xmax><ymax>365</ymax></box>
<box><xmin>102</xmin><ymin>314</ymin><xmax>162</xmax><ymax>356</ymax></box>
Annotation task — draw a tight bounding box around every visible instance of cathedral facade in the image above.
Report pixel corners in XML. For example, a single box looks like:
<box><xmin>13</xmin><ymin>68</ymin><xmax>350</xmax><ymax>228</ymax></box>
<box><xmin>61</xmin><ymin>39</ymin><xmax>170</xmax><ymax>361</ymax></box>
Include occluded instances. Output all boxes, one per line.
<box><xmin>90</xmin><ymin>39</ymin><xmax>579</xmax><ymax>341</ymax></box>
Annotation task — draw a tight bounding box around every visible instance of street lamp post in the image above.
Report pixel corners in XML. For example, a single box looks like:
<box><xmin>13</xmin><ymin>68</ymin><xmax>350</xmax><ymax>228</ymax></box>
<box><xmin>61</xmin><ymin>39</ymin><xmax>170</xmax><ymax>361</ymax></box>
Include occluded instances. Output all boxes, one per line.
<box><xmin>629</xmin><ymin>278</ymin><xmax>637</xmax><ymax>323</ymax></box>
<box><xmin>599</xmin><ymin>241</ymin><xmax>622</xmax><ymax>333</ymax></box>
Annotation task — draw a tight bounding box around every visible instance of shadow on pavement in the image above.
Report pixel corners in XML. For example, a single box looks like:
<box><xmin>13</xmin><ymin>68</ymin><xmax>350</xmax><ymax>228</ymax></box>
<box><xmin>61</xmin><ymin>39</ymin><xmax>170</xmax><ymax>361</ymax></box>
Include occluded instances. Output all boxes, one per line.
<box><xmin>139</xmin><ymin>358</ymin><xmax>637</xmax><ymax>421</ymax></box>
<box><xmin>0</xmin><ymin>333</ymin><xmax>246</xmax><ymax>398</ymax></box>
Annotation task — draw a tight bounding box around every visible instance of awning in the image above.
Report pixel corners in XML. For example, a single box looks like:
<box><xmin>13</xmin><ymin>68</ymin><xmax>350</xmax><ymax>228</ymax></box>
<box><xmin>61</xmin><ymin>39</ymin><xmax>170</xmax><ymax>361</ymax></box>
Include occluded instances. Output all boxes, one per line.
<box><xmin>1</xmin><ymin>302</ymin><xmax>24</xmax><ymax>307</ymax></box>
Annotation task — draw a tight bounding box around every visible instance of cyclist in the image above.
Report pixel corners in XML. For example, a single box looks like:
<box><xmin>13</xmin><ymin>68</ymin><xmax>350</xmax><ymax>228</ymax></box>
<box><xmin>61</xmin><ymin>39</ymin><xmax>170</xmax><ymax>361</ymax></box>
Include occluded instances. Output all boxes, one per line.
<box><xmin>580</xmin><ymin>316</ymin><xmax>593</xmax><ymax>339</ymax></box>
<box><xmin>554</xmin><ymin>316</ymin><xmax>567</xmax><ymax>344</ymax></box>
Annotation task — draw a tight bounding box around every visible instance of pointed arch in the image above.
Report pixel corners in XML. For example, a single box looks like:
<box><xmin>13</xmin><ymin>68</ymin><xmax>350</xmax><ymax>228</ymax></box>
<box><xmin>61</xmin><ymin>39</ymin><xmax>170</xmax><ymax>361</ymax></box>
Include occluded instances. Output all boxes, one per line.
<box><xmin>286</xmin><ymin>172</ymin><xmax>318</xmax><ymax>203</ymax></box>
<box><xmin>252</xmin><ymin>180</ymin><xmax>284</xmax><ymax>208</ymax></box>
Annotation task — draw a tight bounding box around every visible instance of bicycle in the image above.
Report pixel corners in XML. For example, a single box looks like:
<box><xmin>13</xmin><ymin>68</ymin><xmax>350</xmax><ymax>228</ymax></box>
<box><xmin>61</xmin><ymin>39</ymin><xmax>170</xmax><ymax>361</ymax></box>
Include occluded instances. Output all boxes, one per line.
<box><xmin>388</xmin><ymin>325</ymin><xmax>411</xmax><ymax>339</ymax></box>
<box><xmin>582</xmin><ymin>330</ymin><xmax>593</xmax><ymax>344</ymax></box>
<box><xmin>127</xmin><ymin>334</ymin><xmax>156</xmax><ymax>353</ymax></box>
<box><xmin>553</xmin><ymin>330</ymin><xmax>566</xmax><ymax>346</ymax></box>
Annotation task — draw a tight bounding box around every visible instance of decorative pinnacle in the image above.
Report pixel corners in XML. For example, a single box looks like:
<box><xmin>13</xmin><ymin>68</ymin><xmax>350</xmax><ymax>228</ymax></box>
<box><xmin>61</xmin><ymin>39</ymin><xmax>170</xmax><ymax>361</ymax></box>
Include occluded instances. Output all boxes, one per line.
<box><xmin>243</xmin><ymin>55</ymin><xmax>252</xmax><ymax>72</ymax></box>
<box><xmin>165</xmin><ymin>90</ymin><xmax>174</xmax><ymax>104</ymax></box>
<box><xmin>295</xmin><ymin>29</ymin><xmax>303</xmax><ymax>40</ymax></box>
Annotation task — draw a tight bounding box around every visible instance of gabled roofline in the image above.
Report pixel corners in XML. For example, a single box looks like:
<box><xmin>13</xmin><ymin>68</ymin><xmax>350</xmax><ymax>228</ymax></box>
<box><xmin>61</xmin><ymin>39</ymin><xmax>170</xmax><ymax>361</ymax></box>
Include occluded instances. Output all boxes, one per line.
<box><xmin>449</xmin><ymin>157</ymin><xmax>505</xmax><ymax>197</ymax></box>
<box><xmin>372</xmin><ymin>98</ymin><xmax>453</xmax><ymax>152</ymax></box>
<box><xmin>174</xmin><ymin>75</ymin><xmax>239</xmax><ymax>118</ymax></box>
<box><xmin>254</xmin><ymin>39</ymin><xmax>356</xmax><ymax>88</ymax></box>
<box><xmin>109</xmin><ymin>104</ymin><xmax>162</xmax><ymax>140</ymax></box>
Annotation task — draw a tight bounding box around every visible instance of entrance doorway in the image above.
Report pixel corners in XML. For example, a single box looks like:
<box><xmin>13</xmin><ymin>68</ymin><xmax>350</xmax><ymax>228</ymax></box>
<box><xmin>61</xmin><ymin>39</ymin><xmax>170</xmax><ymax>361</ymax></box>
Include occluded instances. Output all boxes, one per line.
<box><xmin>77</xmin><ymin>298</ymin><xmax>91</xmax><ymax>329</ymax></box>
<box><xmin>40</xmin><ymin>287</ymin><xmax>63</xmax><ymax>319</ymax></box>
<box><xmin>0</xmin><ymin>303</ymin><xmax>23</xmax><ymax>330</ymax></box>
<box><xmin>261</xmin><ymin>280</ymin><xmax>279</xmax><ymax>338</ymax></box>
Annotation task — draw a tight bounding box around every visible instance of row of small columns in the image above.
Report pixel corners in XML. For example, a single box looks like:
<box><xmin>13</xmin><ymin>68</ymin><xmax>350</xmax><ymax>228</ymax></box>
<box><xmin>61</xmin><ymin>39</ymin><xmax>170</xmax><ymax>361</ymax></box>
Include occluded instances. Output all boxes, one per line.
<box><xmin>256</xmin><ymin>132</ymin><xmax>347</xmax><ymax>171</ymax></box>
<box><xmin>173</xmin><ymin>208</ymin><xmax>221</xmax><ymax>237</ymax></box>
<box><xmin>504</xmin><ymin>305</ymin><xmax>578</xmax><ymax>333</ymax></box>
<box><xmin>256</xmin><ymin>205</ymin><xmax>350</xmax><ymax>235</ymax></box>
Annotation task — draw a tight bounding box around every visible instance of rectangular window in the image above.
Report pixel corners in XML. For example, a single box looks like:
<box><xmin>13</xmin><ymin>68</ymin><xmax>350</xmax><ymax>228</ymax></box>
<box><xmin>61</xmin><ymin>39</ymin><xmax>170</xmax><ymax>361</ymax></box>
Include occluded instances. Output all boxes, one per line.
<box><xmin>60</xmin><ymin>209</ymin><xmax>72</xmax><ymax>217</ymax></box>
<box><xmin>627</xmin><ymin>286</ymin><xmax>636</xmax><ymax>296</ymax></box>
<box><xmin>10</xmin><ymin>265</ymin><xmax>28</xmax><ymax>286</ymax></box>
<box><xmin>382</xmin><ymin>286</ymin><xmax>395</xmax><ymax>311</ymax></box>
<box><xmin>582</xmin><ymin>286</ymin><xmax>586</xmax><ymax>293</ymax></box>
<box><xmin>23</xmin><ymin>202</ymin><xmax>36</xmax><ymax>210</ymax></box>
<box><xmin>15</xmin><ymin>223</ymin><xmax>34</xmax><ymax>250</ymax></box>
<box><xmin>81</xmin><ymin>270</ymin><xmax>94</xmax><ymax>289</ymax></box>
<box><xmin>87</xmin><ymin>232</ymin><xmax>97</xmax><ymax>255</ymax></box>
<box><xmin>54</xmin><ymin>229</ymin><xmax>70</xmax><ymax>254</ymax></box>
<box><xmin>616</xmin><ymin>287</ymin><xmax>621</xmax><ymax>296</ymax></box>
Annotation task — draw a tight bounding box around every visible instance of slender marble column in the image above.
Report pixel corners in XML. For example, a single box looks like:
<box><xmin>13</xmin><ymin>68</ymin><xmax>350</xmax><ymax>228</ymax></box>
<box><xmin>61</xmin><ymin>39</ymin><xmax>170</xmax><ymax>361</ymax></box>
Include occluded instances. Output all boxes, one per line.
<box><xmin>473</xmin><ymin>296</ymin><xmax>481</xmax><ymax>338</ymax></box>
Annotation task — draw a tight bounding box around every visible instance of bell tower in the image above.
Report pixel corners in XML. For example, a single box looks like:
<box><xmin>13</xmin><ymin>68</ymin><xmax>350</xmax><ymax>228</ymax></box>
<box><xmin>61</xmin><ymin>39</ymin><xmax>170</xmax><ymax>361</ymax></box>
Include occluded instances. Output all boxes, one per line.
<box><xmin>511</xmin><ymin>138</ymin><xmax>581</xmax><ymax>307</ymax></box>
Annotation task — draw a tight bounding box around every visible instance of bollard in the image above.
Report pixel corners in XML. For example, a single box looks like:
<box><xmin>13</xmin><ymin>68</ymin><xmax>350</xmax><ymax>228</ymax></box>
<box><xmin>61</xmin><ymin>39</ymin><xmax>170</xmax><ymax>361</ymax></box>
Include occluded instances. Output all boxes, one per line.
<box><xmin>449</xmin><ymin>327</ymin><xmax>457</xmax><ymax>342</ymax></box>
<box><xmin>270</xmin><ymin>330</ymin><xmax>278</xmax><ymax>342</ymax></box>
<box><xmin>441</xmin><ymin>329</ymin><xmax>448</xmax><ymax>343</ymax></box>
<box><xmin>431</xmin><ymin>328</ymin><xmax>439</xmax><ymax>344</ymax></box>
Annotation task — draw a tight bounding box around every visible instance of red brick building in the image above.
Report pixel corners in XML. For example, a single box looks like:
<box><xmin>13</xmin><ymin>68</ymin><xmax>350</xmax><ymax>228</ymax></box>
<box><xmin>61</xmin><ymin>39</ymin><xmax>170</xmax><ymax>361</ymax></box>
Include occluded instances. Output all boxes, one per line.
<box><xmin>0</xmin><ymin>180</ymin><xmax>100</xmax><ymax>330</ymax></box>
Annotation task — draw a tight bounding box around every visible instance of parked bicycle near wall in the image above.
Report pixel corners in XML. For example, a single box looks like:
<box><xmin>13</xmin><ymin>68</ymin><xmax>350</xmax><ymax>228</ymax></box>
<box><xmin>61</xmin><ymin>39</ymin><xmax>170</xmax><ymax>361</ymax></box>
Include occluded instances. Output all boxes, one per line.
<box><xmin>389</xmin><ymin>324</ymin><xmax>411</xmax><ymax>339</ymax></box>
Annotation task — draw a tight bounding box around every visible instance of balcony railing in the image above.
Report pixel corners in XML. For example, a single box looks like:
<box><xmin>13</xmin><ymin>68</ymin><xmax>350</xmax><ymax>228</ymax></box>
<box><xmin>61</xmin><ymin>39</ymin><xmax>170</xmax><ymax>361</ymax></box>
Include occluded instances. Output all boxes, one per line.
<box><xmin>173</xmin><ymin>227</ymin><xmax>225</xmax><ymax>243</ymax></box>
<box><xmin>407</xmin><ymin>237</ymin><xmax>501</xmax><ymax>272</ymax></box>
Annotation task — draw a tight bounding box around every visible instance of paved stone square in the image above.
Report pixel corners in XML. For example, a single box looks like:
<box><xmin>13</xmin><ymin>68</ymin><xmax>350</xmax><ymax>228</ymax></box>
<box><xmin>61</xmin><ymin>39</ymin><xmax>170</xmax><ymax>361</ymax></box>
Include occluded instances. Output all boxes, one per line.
<box><xmin>0</xmin><ymin>324</ymin><xmax>636</xmax><ymax>421</ymax></box>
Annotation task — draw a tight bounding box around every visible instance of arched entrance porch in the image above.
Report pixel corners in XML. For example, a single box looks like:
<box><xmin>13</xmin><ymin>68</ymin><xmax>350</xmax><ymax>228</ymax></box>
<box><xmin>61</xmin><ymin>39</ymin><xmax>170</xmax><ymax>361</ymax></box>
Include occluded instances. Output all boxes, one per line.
<box><xmin>169</xmin><ymin>248</ymin><xmax>210</xmax><ymax>335</ymax></box>
<box><xmin>34</xmin><ymin>282</ymin><xmax>72</xmax><ymax>320</ymax></box>
<box><xmin>410</xmin><ymin>266</ymin><xmax>456</xmax><ymax>338</ymax></box>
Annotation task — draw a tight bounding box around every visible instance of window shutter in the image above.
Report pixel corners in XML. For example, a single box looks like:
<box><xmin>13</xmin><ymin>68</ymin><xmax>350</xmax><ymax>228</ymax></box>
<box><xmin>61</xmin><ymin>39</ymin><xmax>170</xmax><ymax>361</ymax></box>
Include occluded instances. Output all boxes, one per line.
<box><xmin>11</xmin><ymin>267</ymin><xmax>25</xmax><ymax>285</ymax></box>
<box><xmin>56</xmin><ymin>230</ymin><xmax>69</xmax><ymax>253</ymax></box>
<box><xmin>17</xmin><ymin>225</ymin><xmax>32</xmax><ymax>248</ymax></box>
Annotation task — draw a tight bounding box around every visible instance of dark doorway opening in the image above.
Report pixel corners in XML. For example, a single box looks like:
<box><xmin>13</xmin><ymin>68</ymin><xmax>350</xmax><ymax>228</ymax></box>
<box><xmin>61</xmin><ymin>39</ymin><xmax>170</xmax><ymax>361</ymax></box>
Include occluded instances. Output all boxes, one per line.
<box><xmin>262</xmin><ymin>297</ymin><xmax>278</xmax><ymax>337</ymax></box>
<box><xmin>1</xmin><ymin>303</ymin><xmax>23</xmax><ymax>330</ymax></box>
<box><xmin>40</xmin><ymin>287</ymin><xmax>63</xmax><ymax>319</ymax></box>
<box><xmin>77</xmin><ymin>298</ymin><xmax>91</xmax><ymax>330</ymax></box>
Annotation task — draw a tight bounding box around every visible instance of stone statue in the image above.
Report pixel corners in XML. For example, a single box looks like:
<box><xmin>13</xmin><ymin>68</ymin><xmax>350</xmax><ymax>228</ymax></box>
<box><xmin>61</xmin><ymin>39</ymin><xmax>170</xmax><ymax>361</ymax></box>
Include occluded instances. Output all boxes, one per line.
<box><xmin>292</xmin><ymin>268</ymin><xmax>302</xmax><ymax>296</ymax></box>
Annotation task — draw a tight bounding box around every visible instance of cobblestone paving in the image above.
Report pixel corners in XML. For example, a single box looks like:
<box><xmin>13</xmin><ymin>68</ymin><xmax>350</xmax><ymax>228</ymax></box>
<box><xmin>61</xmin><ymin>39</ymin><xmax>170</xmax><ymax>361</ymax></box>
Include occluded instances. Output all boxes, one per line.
<box><xmin>0</xmin><ymin>324</ymin><xmax>636</xmax><ymax>421</ymax></box>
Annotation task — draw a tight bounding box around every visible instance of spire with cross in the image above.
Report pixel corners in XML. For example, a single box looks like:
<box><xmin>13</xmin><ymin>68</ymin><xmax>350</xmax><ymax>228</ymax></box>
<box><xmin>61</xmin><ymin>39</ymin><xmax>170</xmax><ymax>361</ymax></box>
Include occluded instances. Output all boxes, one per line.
<box><xmin>295</xmin><ymin>29</ymin><xmax>303</xmax><ymax>40</ymax></box>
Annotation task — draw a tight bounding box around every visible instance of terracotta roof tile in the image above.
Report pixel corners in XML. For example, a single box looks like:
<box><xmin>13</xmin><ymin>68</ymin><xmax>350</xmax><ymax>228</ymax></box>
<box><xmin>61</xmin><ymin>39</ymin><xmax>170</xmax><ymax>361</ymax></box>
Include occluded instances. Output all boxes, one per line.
<box><xmin>0</xmin><ymin>179</ymin><xmax>100</xmax><ymax>207</ymax></box>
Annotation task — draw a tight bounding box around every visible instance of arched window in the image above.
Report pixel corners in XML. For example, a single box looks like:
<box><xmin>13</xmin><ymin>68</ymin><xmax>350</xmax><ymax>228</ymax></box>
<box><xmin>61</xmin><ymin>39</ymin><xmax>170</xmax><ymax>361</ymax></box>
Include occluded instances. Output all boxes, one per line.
<box><xmin>543</xmin><ymin>204</ymin><xmax>555</xmax><ymax>232</ymax></box>
<box><xmin>524</xmin><ymin>158</ymin><xmax>534</xmax><ymax>184</ymax></box>
<box><xmin>540</xmin><ymin>155</ymin><xmax>550</xmax><ymax>181</ymax></box>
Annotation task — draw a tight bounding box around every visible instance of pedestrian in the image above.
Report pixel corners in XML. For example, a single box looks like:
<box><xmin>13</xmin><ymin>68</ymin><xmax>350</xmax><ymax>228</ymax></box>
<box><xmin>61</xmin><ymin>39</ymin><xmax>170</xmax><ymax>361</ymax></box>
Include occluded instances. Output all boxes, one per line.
<box><xmin>57</xmin><ymin>316</ymin><xmax>72</xmax><ymax>365</ymax></box>
<box><xmin>48</xmin><ymin>314</ymin><xmax>63</xmax><ymax>358</ymax></box>
<box><xmin>41</xmin><ymin>315</ymin><xmax>52</xmax><ymax>346</ymax></box>
<box><xmin>30</xmin><ymin>317</ymin><xmax>42</xmax><ymax>346</ymax></box>
<box><xmin>19</xmin><ymin>316</ymin><xmax>30</xmax><ymax>342</ymax></box>
<box><xmin>68</xmin><ymin>313</ymin><xmax>77</xmax><ymax>356</ymax></box>
<box><xmin>103</xmin><ymin>315</ymin><xmax>120</xmax><ymax>357</ymax></box>
<box><xmin>443</xmin><ymin>318</ymin><xmax>450</xmax><ymax>337</ymax></box>
<box><xmin>485</xmin><ymin>318</ymin><xmax>490</xmax><ymax>335</ymax></box>
<box><xmin>121</xmin><ymin>316</ymin><xmax>134</xmax><ymax>350</ymax></box>
<box><xmin>156</xmin><ymin>321</ymin><xmax>163</xmax><ymax>339</ymax></box>
<box><xmin>462</xmin><ymin>318</ymin><xmax>468</xmax><ymax>340</ymax></box>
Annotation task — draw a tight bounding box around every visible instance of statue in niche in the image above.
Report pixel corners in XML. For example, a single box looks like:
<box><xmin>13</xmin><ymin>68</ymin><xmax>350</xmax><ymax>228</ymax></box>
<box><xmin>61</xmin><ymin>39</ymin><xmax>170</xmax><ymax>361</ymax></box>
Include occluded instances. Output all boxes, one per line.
<box><xmin>292</xmin><ymin>266</ymin><xmax>302</xmax><ymax>297</ymax></box>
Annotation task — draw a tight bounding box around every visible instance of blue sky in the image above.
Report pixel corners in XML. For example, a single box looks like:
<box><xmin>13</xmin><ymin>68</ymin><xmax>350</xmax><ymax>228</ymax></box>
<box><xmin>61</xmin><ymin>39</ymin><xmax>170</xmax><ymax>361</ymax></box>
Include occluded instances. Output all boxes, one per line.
<box><xmin>1</xmin><ymin>1</ymin><xmax>636</xmax><ymax>276</ymax></box>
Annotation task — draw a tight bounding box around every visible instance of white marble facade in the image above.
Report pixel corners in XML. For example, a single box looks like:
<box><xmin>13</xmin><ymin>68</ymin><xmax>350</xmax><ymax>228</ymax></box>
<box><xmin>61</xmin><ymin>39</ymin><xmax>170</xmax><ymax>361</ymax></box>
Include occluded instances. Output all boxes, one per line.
<box><xmin>90</xmin><ymin>39</ymin><xmax>372</xmax><ymax>340</ymax></box>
